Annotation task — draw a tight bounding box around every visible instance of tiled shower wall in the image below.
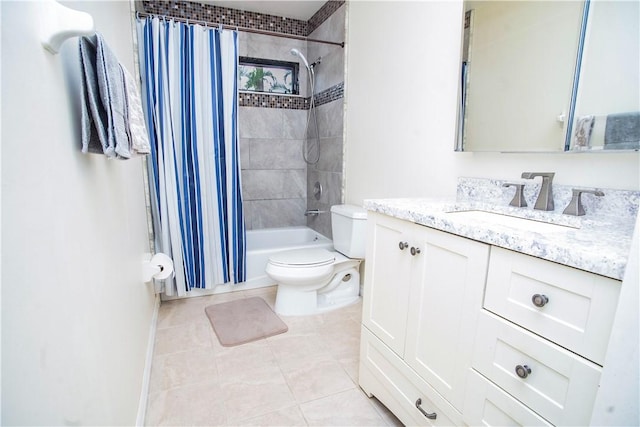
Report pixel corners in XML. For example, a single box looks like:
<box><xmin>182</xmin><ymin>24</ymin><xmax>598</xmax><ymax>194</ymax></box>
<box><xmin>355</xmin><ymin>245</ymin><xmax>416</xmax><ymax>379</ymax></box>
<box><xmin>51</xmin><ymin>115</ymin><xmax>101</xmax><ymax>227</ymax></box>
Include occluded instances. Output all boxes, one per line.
<box><xmin>238</xmin><ymin>31</ymin><xmax>309</xmax><ymax>229</ymax></box>
<box><xmin>306</xmin><ymin>4</ymin><xmax>347</xmax><ymax>238</ymax></box>
<box><xmin>141</xmin><ymin>1</ymin><xmax>346</xmax><ymax>236</ymax></box>
<box><xmin>240</xmin><ymin>3</ymin><xmax>346</xmax><ymax>235</ymax></box>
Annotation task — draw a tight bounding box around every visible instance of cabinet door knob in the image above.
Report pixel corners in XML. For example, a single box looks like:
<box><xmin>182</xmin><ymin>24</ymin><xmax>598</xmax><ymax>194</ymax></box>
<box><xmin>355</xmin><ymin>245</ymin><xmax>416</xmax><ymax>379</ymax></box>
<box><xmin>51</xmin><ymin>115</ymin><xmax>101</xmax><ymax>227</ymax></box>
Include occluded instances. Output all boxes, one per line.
<box><xmin>410</xmin><ymin>247</ymin><xmax>421</xmax><ymax>256</ymax></box>
<box><xmin>531</xmin><ymin>294</ymin><xmax>549</xmax><ymax>307</ymax></box>
<box><xmin>415</xmin><ymin>398</ymin><xmax>437</xmax><ymax>420</ymax></box>
<box><xmin>398</xmin><ymin>241</ymin><xmax>408</xmax><ymax>250</ymax></box>
<box><xmin>515</xmin><ymin>364</ymin><xmax>532</xmax><ymax>379</ymax></box>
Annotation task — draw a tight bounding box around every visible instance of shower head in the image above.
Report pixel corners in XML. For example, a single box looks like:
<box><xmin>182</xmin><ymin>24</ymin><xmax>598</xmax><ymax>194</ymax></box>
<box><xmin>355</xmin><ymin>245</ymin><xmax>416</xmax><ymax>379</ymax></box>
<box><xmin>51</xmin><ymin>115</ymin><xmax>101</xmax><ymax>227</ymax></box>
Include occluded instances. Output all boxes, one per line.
<box><xmin>290</xmin><ymin>48</ymin><xmax>310</xmax><ymax>70</ymax></box>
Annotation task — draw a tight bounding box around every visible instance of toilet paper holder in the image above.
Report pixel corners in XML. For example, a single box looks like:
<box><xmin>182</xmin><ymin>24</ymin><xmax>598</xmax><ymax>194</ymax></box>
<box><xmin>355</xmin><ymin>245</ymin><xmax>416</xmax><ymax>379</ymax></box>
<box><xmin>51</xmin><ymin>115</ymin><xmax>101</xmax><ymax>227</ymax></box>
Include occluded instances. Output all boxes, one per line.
<box><xmin>142</xmin><ymin>253</ymin><xmax>174</xmax><ymax>282</ymax></box>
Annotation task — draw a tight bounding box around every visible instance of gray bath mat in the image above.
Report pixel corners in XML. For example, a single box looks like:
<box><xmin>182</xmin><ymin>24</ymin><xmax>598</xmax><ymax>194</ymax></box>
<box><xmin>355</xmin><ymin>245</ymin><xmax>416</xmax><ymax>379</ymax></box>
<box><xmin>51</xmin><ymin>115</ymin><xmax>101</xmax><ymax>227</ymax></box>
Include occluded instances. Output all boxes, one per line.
<box><xmin>205</xmin><ymin>297</ymin><xmax>288</xmax><ymax>347</ymax></box>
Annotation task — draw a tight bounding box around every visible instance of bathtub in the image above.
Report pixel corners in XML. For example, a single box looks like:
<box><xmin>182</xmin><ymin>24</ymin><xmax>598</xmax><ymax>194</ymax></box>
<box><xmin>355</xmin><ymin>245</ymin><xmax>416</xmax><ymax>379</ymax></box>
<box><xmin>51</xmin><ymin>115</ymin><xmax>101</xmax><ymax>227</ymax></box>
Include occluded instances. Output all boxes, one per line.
<box><xmin>244</xmin><ymin>226</ymin><xmax>333</xmax><ymax>288</ymax></box>
<box><xmin>170</xmin><ymin>226</ymin><xmax>333</xmax><ymax>299</ymax></box>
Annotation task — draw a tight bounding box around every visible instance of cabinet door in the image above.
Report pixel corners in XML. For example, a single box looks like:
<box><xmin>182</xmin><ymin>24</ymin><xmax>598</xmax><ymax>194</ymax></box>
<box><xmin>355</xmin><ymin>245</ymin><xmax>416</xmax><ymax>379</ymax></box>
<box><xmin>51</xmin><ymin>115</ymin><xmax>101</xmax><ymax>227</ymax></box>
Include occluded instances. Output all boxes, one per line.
<box><xmin>404</xmin><ymin>227</ymin><xmax>490</xmax><ymax>411</ymax></box>
<box><xmin>362</xmin><ymin>213</ymin><xmax>414</xmax><ymax>357</ymax></box>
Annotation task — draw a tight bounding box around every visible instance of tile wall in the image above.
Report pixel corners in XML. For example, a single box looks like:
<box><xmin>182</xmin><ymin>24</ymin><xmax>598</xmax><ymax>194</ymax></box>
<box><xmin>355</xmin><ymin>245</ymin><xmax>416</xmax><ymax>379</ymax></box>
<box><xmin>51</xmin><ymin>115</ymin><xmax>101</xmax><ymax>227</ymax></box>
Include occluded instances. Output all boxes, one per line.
<box><xmin>141</xmin><ymin>1</ymin><xmax>346</xmax><ymax>235</ymax></box>
<box><xmin>306</xmin><ymin>4</ymin><xmax>347</xmax><ymax>238</ymax></box>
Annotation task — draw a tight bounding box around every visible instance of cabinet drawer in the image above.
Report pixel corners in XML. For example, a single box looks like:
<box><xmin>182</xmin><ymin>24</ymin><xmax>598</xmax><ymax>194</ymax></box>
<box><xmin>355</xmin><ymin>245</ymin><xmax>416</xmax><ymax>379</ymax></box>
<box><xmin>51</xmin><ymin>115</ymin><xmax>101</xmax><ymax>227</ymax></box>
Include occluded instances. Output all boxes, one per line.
<box><xmin>484</xmin><ymin>247</ymin><xmax>620</xmax><ymax>365</ymax></box>
<box><xmin>359</xmin><ymin>326</ymin><xmax>461</xmax><ymax>426</ymax></box>
<box><xmin>472</xmin><ymin>311</ymin><xmax>601</xmax><ymax>426</ymax></box>
<box><xmin>463</xmin><ymin>369</ymin><xmax>551</xmax><ymax>426</ymax></box>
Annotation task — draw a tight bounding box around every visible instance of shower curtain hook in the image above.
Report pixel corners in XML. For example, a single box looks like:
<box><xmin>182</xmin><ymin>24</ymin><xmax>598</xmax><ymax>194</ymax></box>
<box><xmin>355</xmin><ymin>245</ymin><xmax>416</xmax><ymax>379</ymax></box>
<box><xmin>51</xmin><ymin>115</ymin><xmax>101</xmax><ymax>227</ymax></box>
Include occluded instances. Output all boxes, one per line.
<box><xmin>219</xmin><ymin>22</ymin><xmax>223</xmax><ymax>32</ymax></box>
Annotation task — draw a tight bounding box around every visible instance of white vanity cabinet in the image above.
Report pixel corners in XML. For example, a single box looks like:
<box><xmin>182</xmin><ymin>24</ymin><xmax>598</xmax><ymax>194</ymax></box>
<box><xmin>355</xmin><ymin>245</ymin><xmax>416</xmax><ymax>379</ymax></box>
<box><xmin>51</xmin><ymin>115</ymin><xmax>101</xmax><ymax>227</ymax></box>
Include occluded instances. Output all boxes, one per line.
<box><xmin>359</xmin><ymin>212</ymin><xmax>490</xmax><ymax>425</ymax></box>
<box><xmin>359</xmin><ymin>211</ymin><xmax>623</xmax><ymax>427</ymax></box>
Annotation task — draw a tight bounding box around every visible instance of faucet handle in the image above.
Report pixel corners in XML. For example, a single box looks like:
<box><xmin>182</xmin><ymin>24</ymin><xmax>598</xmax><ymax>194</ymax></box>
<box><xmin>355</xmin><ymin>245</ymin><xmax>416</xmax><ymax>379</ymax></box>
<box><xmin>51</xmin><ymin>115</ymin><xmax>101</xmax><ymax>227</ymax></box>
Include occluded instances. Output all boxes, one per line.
<box><xmin>503</xmin><ymin>183</ymin><xmax>527</xmax><ymax>207</ymax></box>
<box><xmin>563</xmin><ymin>188</ymin><xmax>604</xmax><ymax>216</ymax></box>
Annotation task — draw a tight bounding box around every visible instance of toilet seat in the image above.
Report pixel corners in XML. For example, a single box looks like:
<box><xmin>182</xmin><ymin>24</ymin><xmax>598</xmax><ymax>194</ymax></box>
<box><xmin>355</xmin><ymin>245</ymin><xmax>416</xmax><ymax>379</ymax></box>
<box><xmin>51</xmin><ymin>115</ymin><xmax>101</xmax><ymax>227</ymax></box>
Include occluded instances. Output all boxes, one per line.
<box><xmin>269</xmin><ymin>248</ymin><xmax>335</xmax><ymax>268</ymax></box>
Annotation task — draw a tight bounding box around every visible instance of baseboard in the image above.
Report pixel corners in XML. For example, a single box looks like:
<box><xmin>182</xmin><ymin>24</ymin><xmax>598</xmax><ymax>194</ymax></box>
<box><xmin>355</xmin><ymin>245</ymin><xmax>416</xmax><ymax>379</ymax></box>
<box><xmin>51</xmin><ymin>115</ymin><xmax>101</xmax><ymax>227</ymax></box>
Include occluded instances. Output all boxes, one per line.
<box><xmin>136</xmin><ymin>293</ymin><xmax>160</xmax><ymax>426</ymax></box>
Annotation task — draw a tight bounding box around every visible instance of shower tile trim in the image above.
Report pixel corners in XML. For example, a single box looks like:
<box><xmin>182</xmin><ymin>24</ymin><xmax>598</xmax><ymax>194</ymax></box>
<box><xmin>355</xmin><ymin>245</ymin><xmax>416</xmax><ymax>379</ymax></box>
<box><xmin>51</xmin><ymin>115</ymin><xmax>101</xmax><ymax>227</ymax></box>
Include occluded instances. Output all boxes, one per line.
<box><xmin>142</xmin><ymin>1</ymin><xmax>344</xmax><ymax>38</ymax></box>
<box><xmin>308</xmin><ymin>1</ymin><xmax>346</xmax><ymax>34</ymax></box>
<box><xmin>239</xmin><ymin>82</ymin><xmax>344</xmax><ymax>110</ymax></box>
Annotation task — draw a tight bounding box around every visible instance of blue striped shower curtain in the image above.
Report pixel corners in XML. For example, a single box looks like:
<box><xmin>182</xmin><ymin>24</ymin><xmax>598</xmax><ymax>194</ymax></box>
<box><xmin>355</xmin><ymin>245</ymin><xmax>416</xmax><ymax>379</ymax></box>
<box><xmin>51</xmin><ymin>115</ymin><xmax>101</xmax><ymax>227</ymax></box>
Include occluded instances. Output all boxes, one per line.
<box><xmin>136</xmin><ymin>17</ymin><xmax>245</xmax><ymax>296</ymax></box>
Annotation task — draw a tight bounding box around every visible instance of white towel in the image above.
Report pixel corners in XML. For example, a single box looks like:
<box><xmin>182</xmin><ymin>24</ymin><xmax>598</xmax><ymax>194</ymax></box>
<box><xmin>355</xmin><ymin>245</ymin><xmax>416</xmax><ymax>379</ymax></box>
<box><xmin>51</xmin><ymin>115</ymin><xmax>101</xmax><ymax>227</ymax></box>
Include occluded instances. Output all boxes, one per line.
<box><xmin>121</xmin><ymin>65</ymin><xmax>151</xmax><ymax>155</ymax></box>
<box><xmin>573</xmin><ymin>115</ymin><xmax>594</xmax><ymax>149</ymax></box>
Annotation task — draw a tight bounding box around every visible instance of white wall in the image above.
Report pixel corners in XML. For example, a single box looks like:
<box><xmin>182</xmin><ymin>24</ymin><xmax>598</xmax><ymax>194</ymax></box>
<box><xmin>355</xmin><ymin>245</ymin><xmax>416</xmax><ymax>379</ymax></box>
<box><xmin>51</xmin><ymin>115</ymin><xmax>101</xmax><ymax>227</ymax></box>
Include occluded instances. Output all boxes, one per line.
<box><xmin>1</xmin><ymin>1</ymin><xmax>156</xmax><ymax>424</ymax></box>
<box><xmin>344</xmin><ymin>1</ymin><xmax>640</xmax><ymax>205</ymax></box>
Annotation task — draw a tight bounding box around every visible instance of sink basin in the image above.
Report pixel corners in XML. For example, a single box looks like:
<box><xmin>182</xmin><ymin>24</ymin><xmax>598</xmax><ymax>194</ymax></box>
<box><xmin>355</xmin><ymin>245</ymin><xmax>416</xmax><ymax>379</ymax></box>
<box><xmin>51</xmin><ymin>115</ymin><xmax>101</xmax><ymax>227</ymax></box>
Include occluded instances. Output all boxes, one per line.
<box><xmin>447</xmin><ymin>210</ymin><xmax>579</xmax><ymax>233</ymax></box>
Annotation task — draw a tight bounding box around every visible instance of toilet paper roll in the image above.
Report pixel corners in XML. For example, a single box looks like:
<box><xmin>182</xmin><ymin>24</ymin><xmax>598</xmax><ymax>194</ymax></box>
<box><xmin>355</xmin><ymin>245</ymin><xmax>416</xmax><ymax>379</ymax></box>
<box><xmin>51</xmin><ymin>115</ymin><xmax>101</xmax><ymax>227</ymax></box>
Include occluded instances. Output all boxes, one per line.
<box><xmin>150</xmin><ymin>253</ymin><xmax>174</xmax><ymax>280</ymax></box>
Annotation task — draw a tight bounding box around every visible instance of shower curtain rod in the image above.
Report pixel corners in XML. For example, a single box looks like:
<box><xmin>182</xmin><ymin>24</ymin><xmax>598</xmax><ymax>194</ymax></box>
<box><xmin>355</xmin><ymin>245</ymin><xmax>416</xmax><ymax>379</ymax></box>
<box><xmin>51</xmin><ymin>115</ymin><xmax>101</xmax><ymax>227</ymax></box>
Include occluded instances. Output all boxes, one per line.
<box><xmin>136</xmin><ymin>11</ymin><xmax>345</xmax><ymax>48</ymax></box>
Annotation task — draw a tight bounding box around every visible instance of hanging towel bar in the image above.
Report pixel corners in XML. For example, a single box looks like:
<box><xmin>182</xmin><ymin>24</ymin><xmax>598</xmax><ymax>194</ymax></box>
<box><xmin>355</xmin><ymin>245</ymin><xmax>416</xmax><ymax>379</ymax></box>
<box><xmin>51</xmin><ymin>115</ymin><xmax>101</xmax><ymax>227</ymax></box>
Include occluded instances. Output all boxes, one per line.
<box><xmin>41</xmin><ymin>0</ymin><xmax>95</xmax><ymax>54</ymax></box>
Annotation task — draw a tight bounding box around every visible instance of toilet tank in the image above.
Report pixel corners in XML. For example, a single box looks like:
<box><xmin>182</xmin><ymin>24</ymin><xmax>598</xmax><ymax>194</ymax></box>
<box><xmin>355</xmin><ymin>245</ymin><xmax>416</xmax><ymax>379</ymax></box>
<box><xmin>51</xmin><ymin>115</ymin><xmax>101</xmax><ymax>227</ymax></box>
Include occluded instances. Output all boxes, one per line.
<box><xmin>330</xmin><ymin>204</ymin><xmax>368</xmax><ymax>258</ymax></box>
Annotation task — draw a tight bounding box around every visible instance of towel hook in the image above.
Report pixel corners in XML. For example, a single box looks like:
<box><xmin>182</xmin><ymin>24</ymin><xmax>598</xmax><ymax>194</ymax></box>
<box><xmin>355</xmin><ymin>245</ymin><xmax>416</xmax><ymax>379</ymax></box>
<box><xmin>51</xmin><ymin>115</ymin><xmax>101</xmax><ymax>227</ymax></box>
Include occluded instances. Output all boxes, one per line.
<box><xmin>40</xmin><ymin>0</ymin><xmax>95</xmax><ymax>54</ymax></box>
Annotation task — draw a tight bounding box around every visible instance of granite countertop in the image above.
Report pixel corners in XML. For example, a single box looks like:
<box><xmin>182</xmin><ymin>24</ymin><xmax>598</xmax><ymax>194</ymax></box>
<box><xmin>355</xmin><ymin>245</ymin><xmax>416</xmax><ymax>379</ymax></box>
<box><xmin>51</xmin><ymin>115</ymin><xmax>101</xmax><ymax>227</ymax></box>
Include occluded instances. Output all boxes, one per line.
<box><xmin>363</xmin><ymin>178</ymin><xmax>639</xmax><ymax>281</ymax></box>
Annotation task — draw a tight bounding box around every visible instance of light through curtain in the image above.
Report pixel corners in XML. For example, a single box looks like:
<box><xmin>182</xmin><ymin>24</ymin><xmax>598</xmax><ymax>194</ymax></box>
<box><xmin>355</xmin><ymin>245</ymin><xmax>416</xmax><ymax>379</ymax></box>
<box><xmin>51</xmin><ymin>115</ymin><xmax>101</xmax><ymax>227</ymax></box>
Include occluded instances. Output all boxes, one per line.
<box><xmin>136</xmin><ymin>17</ymin><xmax>245</xmax><ymax>296</ymax></box>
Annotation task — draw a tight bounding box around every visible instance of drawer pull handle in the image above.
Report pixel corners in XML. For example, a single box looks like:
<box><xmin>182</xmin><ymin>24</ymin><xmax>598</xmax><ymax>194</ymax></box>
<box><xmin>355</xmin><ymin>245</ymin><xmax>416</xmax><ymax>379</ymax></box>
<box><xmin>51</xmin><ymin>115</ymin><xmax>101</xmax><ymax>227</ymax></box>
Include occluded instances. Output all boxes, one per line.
<box><xmin>531</xmin><ymin>294</ymin><xmax>549</xmax><ymax>307</ymax></box>
<box><xmin>399</xmin><ymin>241</ymin><xmax>408</xmax><ymax>250</ymax></box>
<box><xmin>415</xmin><ymin>398</ymin><xmax>437</xmax><ymax>419</ymax></box>
<box><xmin>410</xmin><ymin>246</ymin><xmax>421</xmax><ymax>256</ymax></box>
<box><xmin>515</xmin><ymin>364</ymin><xmax>532</xmax><ymax>379</ymax></box>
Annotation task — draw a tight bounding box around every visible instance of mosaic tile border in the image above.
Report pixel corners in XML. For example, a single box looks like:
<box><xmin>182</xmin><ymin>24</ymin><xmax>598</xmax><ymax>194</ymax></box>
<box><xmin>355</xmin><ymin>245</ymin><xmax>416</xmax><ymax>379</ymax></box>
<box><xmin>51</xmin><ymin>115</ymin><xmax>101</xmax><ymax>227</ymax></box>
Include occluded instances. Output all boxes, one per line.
<box><xmin>308</xmin><ymin>1</ymin><xmax>346</xmax><ymax>34</ymax></box>
<box><xmin>142</xmin><ymin>1</ymin><xmax>307</xmax><ymax>35</ymax></box>
<box><xmin>239</xmin><ymin>82</ymin><xmax>343</xmax><ymax>109</ymax></box>
<box><xmin>142</xmin><ymin>1</ymin><xmax>344</xmax><ymax>37</ymax></box>
<box><xmin>315</xmin><ymin>82</ymin><xmax>344</xmax><ymax>107</ymax></box>
<box><xmin>239</xmin><ymin>92</ymin><xmax>309</xmax><ymax>110</ymax></box>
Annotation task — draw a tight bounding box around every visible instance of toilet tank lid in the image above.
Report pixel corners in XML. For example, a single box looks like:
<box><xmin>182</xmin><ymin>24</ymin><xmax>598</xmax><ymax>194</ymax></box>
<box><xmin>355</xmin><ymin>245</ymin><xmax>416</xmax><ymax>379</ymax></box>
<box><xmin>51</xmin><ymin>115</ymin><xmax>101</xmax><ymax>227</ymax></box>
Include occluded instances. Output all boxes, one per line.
<box><xmin>331</xmin><ymin>204</ymin><xmax>367</xmax><ymax>219</ymax></box>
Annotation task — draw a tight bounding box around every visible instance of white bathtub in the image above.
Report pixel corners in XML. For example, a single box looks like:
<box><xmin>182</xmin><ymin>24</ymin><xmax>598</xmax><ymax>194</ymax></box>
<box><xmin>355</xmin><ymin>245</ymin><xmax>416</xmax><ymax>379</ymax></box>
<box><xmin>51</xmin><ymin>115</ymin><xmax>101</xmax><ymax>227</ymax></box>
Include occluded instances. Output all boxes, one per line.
<box><xmin>169</xmin><ymin>226</ymin><xmax>333</xmax><ymax>299</ymax></box>
<box><xmin>244</xmin><ymin>226</ymin><xmax>333</xmax><ymax>287</ymax></box>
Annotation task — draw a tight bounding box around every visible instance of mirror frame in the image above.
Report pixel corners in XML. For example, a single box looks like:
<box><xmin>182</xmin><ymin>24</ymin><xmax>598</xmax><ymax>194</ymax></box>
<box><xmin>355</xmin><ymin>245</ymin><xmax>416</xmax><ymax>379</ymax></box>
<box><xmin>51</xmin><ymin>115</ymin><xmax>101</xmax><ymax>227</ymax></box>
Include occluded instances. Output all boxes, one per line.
<box><xmin>563</xmin><ymin>1</ymin><xmax>590</xmax><ymax>151</ymax></box>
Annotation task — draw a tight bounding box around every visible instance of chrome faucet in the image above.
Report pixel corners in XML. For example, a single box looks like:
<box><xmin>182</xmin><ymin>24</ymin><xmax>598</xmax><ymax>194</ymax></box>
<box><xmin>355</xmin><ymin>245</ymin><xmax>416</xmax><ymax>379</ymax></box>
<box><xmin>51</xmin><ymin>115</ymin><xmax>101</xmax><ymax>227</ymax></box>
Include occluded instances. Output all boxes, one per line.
<box><xmin>521</xmin><ymin>172</ymin><xmax>555</xmax><ymax>211</ymax></box>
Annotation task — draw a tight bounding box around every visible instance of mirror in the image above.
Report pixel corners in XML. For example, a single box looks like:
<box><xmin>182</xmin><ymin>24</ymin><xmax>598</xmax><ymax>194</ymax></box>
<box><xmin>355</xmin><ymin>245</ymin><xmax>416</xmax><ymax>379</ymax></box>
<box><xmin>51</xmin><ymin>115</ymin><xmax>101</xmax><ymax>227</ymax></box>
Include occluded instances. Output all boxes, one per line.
<box><xmin>458</xmin><ymin>0</ymin><xmax>640</xmax><ymax>153</ymax></box>
<box><xmin>458</xmin><ymin>1</ymin><xmax>585</xmax><ymax>152</ymax></box>
<box><xmin>569</xmin><ymin>1</ymin><xmax>640</xmax><ymax>151</ymax></box>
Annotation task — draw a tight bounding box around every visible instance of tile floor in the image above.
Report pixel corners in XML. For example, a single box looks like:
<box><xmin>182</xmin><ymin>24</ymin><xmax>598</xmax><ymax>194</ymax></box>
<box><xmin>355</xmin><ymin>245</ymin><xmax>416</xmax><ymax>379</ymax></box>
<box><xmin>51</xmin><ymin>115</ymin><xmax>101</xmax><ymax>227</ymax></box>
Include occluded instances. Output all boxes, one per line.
<box><xmin>145</xmin><ymin>286</ymin><xmax>403</xmax><ymax>426</ymax></box>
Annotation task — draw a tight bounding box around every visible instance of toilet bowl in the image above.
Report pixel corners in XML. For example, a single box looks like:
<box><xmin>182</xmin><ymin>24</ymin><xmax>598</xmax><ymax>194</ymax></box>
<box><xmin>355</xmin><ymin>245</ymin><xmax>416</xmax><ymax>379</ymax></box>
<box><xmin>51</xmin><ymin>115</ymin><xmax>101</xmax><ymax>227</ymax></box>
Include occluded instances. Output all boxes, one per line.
<box><xmin>266</xmin><ymin>204</ymin><xmax>367</xmax><ymax>316</ymax></box>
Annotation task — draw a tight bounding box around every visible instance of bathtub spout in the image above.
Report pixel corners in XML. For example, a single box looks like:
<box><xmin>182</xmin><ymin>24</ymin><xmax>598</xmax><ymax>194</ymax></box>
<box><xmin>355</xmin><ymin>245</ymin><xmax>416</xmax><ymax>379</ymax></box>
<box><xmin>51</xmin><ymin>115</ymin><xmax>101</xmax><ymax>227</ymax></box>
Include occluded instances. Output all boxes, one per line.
<box><xmin>304</xmin><ymin>209</ymin><xmax>326</xmax><ymax>216</ymax></box>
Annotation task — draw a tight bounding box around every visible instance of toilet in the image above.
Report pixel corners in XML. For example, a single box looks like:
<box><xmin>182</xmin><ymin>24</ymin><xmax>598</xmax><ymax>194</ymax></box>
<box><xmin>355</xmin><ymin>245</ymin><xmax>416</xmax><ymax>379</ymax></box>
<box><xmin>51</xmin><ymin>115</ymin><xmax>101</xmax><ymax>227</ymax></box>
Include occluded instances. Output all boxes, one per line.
<box><xmin>266</xmin><ymin>204</ymin><xmax>367</xmax><ymax>315</ymax></box>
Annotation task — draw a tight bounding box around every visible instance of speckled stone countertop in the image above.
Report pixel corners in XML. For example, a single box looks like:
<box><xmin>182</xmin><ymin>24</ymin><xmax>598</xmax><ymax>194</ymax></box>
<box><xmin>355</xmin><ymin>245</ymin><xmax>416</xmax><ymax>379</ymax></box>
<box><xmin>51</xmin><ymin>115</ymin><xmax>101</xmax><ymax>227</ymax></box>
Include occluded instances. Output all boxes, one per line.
<box><xmin>364</xmin><ymin>177</ymin><xmax>640</xmax><ymax>280</ymax></box>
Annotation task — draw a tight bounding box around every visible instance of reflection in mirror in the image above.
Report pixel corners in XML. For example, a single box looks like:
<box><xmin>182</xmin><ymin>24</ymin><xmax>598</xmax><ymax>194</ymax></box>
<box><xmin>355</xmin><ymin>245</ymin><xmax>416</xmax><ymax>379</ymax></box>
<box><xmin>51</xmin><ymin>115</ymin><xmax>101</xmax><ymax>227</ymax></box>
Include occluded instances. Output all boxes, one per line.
<box><xmin>569</xmin><ymin>1</ymin><xmax>640</xmax><ymax>151</ymax></box>
<box><xmin>458</xmin><ymin>1</ymin><xmax>584</xmax><ymax>152</ymax></box>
